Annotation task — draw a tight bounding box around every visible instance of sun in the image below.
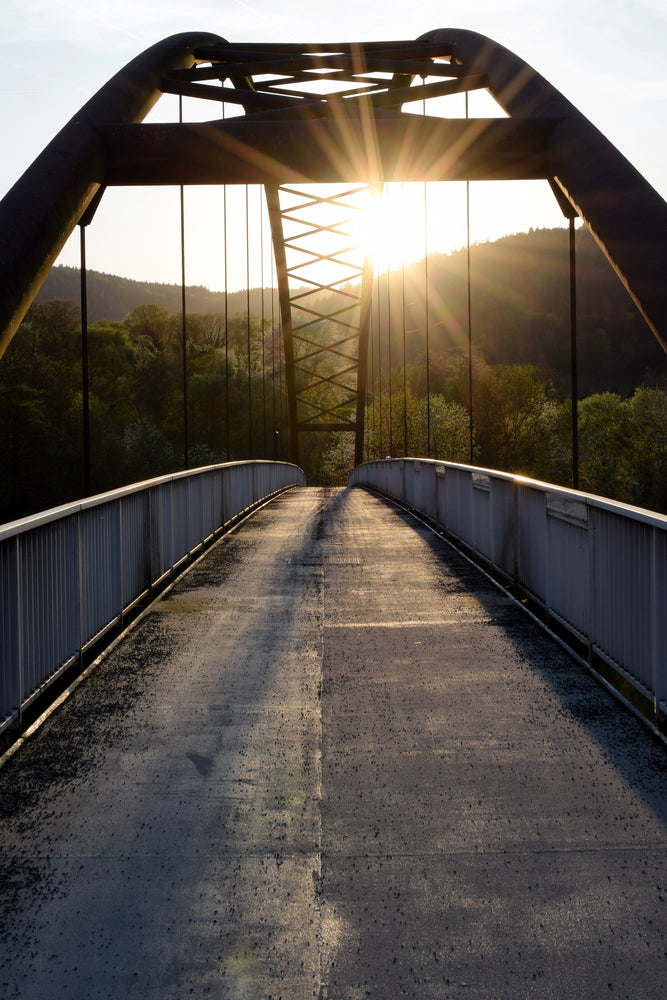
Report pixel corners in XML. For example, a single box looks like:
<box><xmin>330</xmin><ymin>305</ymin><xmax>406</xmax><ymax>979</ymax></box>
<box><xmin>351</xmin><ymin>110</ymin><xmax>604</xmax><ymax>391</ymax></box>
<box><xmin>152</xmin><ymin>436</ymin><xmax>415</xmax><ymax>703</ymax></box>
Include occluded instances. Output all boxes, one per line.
<box><xmin>351</xmin><ymin>184</ymin><xmax>439</xmax><ymax>272</ymax></box>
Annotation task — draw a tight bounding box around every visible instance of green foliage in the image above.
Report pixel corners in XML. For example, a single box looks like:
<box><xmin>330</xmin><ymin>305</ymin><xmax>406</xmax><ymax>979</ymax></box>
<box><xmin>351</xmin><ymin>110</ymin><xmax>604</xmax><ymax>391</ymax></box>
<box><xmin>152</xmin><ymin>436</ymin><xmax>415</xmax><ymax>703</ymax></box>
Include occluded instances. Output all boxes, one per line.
<box><xmin>472</xmin><ymin>363</ymin><xmax>554</xmax><ymax>473</ymax></box>
<box><xmin>577</xmin><ymin>392</ymin><xmax>634</xmax><ymax>500</ymax></box>
<box><xmin>405</xmin><ymin>396</ymin><xmax>471</xmax><ymax>462</ymax></box>
<box><xmin>124</xmin><ymin>303</ymin><xmax>173</xmax><ymax>351</ymax></box>
<box><xmin>3</xmin><ymin>223</ymin><xmax>667</xmax><ymax>520</ymax></box>
<box><xmin>0</xmin><ymin>300</ymin><xmax>288</xmax><ymax>521</ymax></box>
<box><xmin>572</xmin><ymin>388</ymin><xmax>667</xmax><ymax>508</ymax></box>
<box><xmin>122</xmin><ymin>418</ymin><xmax>174</xmax><ymax>482</ymax></box>
<box><xmin>36</xmin><ymin>227</ymin><xmax>667</xmax><ymax>397</ymax></box>
<box><xmin>365</xmin><ymin>361</ymin><xmax>667</xmax><ymax>513</ymax></box>
<box><xmin>628</xmin><ymin>387</ymin><xmax>667</xmax><ymax>511</ymax></box>
<box><xmin>319</xmin><ymin>433</ymin><xmax>355</xmax><ymax>486</ymax></box>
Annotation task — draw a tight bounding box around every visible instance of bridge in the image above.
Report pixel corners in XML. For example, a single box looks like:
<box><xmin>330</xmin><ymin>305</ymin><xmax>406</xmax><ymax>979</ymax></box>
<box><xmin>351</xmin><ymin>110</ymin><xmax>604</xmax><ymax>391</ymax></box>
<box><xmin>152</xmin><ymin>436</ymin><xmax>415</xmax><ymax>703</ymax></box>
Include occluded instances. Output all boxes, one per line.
<box><xmin>1</xmin><ymin>27</ymin><xmax>667</xmax><ymax>999</ymax></box>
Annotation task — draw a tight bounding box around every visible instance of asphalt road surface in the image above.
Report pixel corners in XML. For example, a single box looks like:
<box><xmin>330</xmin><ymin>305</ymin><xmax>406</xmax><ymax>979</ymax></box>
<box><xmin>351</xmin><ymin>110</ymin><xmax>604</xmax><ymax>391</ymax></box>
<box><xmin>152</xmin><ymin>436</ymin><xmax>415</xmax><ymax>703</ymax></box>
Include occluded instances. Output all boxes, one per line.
<box><xmin>1</xmin><ymin>486</ymin><xmax>666</xmax><ymax>999</ymax></box>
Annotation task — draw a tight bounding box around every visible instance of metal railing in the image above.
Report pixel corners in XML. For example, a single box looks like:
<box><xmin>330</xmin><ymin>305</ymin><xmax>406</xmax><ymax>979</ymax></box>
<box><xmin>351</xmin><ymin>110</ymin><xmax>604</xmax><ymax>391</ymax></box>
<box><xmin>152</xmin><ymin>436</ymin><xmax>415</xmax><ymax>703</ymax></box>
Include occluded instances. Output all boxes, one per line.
<box><xmin>349</xmin><ymin>459</ymin><xmax>667</xmax><ymax>725</ymax></box>
<box><xmin>0</xmin><ymin>461</ymin><xmax>305</xmax><ymax>735</ymax></box>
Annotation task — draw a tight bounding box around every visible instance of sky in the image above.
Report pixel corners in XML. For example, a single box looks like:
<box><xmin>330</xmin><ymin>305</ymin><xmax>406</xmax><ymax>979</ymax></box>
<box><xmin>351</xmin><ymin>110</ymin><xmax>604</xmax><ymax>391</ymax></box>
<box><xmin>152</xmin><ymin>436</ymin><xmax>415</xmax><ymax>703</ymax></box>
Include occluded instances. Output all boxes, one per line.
<box><xmin>0</xmin><ymin>0</ymin><xmax>665</xmax><ymax>294</ymax></box>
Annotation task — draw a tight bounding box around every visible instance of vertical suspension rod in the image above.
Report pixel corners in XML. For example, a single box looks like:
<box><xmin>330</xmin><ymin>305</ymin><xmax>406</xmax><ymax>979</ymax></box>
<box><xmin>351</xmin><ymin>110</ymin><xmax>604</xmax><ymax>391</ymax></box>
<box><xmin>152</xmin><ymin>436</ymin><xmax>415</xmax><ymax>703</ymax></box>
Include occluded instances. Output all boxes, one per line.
<box><xmin>570</xmin><ymin>216</ymin><xmax>579</xmax><ymax>490</ymax></box>
<box><xmin>246</xmin><ymin>185</ymin><xmax>252</xmax><ymax>457</ymax></box>
<box><xmin>179</xmin><ymin>97</ymin><xmax>188</xmax><ymax>470</ymax></box>
<box><xmin>401</xmin><ymin>184</ymin><xmax>408</xmax><ymax>458</ymax></box>
<box><xmin>466</xmin><ymin>92</ymin><xmax>474</xmax><ymax>463</ymax></box>
<box><xmin>387</xmin><ymin>189</ymin><xmax>393</xmax><ymax>459</ymax></box>
<box><xmin>221</xmin><ymin>89</ymin><xmax>230</xmax><ymax>461</ymax></box>
<box><xmin>424</xmin><ymin>181</ymin><xmax>431</xmax><ymax>459</ymax></box>
<box><xmin>264</xmin><ymin>184</ymin><xmax>299</xmax><ymax>465</ymax></box>
<box><xmin>79</xmin><ymin>224</ymin><xmax>91</xmax><ymax>496</ymax></box>
<box><xmin>260</xmin><ymin>187</ymin><xmax>266</xmax><ymax>459</ymax></box>
<box><xmin>354</xmin><ymin>245</ymin><xmax>376</xmax><ymax>466</ymax></box>
<box><xmin>377</xmin><ymin>273</ymin><xmax>383</xmax><ymax>457</ymax></box>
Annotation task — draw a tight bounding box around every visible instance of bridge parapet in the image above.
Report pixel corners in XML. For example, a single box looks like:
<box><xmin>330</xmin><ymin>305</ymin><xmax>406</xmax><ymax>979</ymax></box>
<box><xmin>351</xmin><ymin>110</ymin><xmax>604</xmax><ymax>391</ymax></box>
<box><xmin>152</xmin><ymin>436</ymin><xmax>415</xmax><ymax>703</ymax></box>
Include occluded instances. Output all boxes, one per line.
<box><xmin>350</xmin><ymin>459</ymin><xmax>667</xmax><ymax>729</ymax></box>
<box><xmin>0</xmin><ymin>460</ymin><xmax>304</xmax><ymax>739</ymax></box>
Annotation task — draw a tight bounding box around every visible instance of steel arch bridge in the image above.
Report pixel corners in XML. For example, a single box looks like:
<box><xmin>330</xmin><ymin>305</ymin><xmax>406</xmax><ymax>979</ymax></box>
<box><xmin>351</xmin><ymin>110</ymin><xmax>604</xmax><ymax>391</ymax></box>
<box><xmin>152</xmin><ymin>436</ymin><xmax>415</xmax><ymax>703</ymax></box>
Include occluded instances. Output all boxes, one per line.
<box><xmin>0</xmin><ymin>29</ymin><xmax>665</xmax><ymax>466</ymax></box>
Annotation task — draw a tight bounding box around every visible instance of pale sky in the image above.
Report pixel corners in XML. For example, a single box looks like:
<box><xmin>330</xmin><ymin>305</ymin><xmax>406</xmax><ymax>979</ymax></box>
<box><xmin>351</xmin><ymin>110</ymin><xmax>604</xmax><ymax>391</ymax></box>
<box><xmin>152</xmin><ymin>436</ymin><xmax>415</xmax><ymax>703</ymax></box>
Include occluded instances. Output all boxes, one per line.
<box><xmin>1</xmin><ymin>0</ymin><xmax>665</xmax><ymax>293</ymax></box>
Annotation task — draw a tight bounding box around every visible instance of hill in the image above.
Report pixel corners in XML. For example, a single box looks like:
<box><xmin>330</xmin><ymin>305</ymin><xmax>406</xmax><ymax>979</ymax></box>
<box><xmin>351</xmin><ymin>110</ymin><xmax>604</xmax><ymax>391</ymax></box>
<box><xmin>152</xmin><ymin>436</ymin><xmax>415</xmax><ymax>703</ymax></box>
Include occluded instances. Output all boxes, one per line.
<box><xmin>35</xmin><ymin>267</ymin><xmax>273</xmax><ymax>324</ymax></box>
<box><xmin>381</xmin><ymin>226</ymin><xmax>666</xmax><ymax>397</ymax></box>
<box><xmin>35</xmin><ymin>227</ymin><xmax>666</xmax><ymax>397</ymax></box>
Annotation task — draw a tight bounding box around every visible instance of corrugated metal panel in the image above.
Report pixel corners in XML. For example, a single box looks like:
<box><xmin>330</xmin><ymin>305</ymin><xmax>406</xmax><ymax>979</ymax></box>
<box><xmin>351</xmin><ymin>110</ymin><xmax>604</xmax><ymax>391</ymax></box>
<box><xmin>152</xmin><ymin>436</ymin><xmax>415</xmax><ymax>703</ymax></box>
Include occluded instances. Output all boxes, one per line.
<box><xmin>20</xmin><ymin>517</ymin><xmax>79</xmax><ymax>701</ymax></box>
<box><xmin>489</xmin><ymin>478</ymin><xmax>516</xmax><ymax>578</ymax></box>
<box><xmin>545</xmin><ymin>506</ymin><xmax>590</xmax><ymax>637</ymax></box>
<box><xmin>0</xmin><ymin>539</ymin><xmax>20</xmax><ymax>726</ymax></box>
<box><xmin>80</xmin><ymin>504</ymin><xmax>121</xmax><ymax>646</ymax></box>
<box><xmin>471</xmin><ymin>475</ymin><xmax>491</xmax><ymax>558</ymax></box>
<box><xmin>517</xmin><ymin>486</ymin><xmax>547</xmax><ymax>603</ymax></box>
<box><xmin>435</xmin><ymin>466</ymin><xmax>447</xmax><ymax>527</ymax></box>
<box><xmin>150</xmin><ymin>482</ymin><xmax>173</xmax><ymax>582</ymax></box>
<box><xmin>592</xmin><ymin>510</ymin><xmax>653</xmax><ymax>690</ymax></box>
<box><xmin>452</xmin><ymin>467</ymin><xmax>474</xmax><ymax>546</ymax></box>
<box><xmin>652</xmin><ymin>529</ymin><xmax>667</xmax><ymax>706</ymax></box>
<box><xmin>171</xmin><ymin>478</ymin><xmax>190</xmax><ymax>564</ymax></box>
<box><xmin>120</xmin><ymin>492</ymin><xmax>150</xmax><ymax>608</ymax></box>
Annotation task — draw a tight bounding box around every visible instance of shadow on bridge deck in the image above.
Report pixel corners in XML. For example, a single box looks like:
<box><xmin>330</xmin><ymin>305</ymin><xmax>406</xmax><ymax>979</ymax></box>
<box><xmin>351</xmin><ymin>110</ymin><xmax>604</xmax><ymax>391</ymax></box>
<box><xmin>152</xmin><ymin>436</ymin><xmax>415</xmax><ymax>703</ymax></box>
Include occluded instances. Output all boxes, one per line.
<box><xmin>1</xmin><ymin>486</ymin><xmax>666</xmax><ymax>999</ymax></box>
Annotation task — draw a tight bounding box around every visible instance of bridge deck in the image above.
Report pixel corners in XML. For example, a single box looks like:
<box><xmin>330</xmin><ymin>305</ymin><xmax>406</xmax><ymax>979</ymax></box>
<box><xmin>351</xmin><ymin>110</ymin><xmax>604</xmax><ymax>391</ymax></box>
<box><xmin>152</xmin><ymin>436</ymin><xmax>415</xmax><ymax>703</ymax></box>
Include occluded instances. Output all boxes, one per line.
<box><xmin>1</xmin><ymin>486</ymin><xmax>666</xmax><ymax>999</ymax></box>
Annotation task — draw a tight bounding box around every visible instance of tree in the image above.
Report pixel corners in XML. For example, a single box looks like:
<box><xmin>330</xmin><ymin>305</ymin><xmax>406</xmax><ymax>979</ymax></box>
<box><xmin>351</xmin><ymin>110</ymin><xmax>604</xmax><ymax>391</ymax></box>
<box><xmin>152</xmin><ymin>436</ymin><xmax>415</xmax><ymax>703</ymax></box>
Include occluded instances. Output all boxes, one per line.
<box><xmin>577</xmin><ymin>392</ymin><xmax>633</xmax><ymax>500</ymax></box>
<box><xmin>407</xmin><ymin>395</ymin><xmax>471</xmax><ymax>462</ymax></box>
<box><xmin>124</xmin><ymin>303</ymin><xmax>173</xmax><ymax>352</ymax></box>
<box><xmin>28</xmin><ymin>299</ymin><xmax>80</xmax><ymax>346</ymax></box>
<box><xmin>320</xmin><ymin>433</ymin><xmax>355</xmax><ymax>485</ymax></box>
<box><xmin>473</xmin><ymin>363</ymin><xmax>553</xmax><ymax>472</ymax></box>
<box><xmin>628</xmin><ymin>386</ymin><xmax>667</xmax><ymax>511</ymax></box>
<box><xmin>123</xmin><ymin>418</ymin><xmax>174</xmax><ymax>483</ymax></box>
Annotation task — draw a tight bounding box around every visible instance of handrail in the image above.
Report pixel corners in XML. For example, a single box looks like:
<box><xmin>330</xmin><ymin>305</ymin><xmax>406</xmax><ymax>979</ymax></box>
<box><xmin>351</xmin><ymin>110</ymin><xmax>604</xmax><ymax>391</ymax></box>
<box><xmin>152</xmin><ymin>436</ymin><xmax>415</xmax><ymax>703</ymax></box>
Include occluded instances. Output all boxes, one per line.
<box><xmin>0</xmin><ymin>460</ymin><xmax>305</xmax><ymax>736</ymax></box>
<box><xmin>349</xmin><ymin>458</ymin><xmax>667</xmax><ymax>726</ymax></box>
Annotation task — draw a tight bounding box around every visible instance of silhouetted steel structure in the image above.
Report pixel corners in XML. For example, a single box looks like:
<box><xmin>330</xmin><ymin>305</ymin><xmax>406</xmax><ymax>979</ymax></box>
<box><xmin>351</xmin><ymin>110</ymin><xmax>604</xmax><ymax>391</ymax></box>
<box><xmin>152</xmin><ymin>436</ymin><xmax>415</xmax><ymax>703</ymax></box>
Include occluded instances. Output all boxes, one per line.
<box><xmin>1</xmin><ymin>29</ymin><xmax>665</xmax><ymax>464</ymax></box>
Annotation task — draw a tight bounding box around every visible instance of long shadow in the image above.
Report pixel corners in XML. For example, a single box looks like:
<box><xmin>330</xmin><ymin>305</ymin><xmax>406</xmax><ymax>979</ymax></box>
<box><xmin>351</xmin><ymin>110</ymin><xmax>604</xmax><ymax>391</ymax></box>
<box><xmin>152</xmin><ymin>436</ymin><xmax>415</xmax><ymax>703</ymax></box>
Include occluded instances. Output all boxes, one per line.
<box><xmin>0</xmin><ymin>485</ymin><xmax>337</xmax><ymax>996</ymax></box>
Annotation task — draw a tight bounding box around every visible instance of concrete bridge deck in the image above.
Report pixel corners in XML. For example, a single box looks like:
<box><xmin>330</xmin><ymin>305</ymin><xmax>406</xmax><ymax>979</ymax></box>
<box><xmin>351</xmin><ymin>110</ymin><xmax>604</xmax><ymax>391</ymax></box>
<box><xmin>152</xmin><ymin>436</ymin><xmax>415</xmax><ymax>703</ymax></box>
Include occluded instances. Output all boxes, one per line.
<box><xmin>1</xmin><ymin>486</ymin><xmax>666</xmax><ymax>999</ymax></box>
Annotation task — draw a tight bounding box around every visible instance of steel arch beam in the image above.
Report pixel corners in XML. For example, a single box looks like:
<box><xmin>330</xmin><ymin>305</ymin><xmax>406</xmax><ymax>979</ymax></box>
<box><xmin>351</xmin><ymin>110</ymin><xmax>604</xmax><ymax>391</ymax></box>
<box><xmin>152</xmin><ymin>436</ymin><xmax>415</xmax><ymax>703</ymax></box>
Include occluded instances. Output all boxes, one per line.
<box><xmin>0</xmin><ymin>31</ymin><xmax>225</xmax><ymax>358</ymax></box>
<box><xmin>419</xmin><ymin>28</ymin><xmax>667</xmax><ymax>350</ymax></box>
<box><xmin>1</xmin><ymin>27</ymin><xmax>666</xmax><ymax>469</ymax></box>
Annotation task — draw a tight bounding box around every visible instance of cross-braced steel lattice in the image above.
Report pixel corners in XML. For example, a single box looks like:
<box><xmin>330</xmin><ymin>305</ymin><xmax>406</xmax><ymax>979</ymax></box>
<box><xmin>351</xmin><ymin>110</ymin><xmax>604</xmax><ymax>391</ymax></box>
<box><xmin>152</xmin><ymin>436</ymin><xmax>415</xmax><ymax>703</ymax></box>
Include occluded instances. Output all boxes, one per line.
<box><xmin>157</xmin><ymin>36</ymin><xmax>496</xmax><ymax>462</ymax></box>
<box><xmin>264</xmin><ymin>183</ymin><xmax>375</xmax><ymax>464</ymax></box>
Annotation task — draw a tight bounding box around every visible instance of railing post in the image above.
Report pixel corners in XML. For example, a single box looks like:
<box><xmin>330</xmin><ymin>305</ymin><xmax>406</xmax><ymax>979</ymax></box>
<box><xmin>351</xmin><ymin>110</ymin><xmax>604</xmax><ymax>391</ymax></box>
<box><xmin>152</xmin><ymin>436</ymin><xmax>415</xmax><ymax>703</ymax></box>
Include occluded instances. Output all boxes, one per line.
<box><xmin>147</xmin><ymin>487</ymin><xmax>154</xmax><ymax>597</ymax></box>
<box><xmin>15</xmin><ymin>535</ymin><xmax>24</xmax><ymax>731</ymax></box>
<box><xmin>118</xmin><ymin>499</ymin><xmax>125</xmax><ymax>626</ymax></box>
<box><xmin>169</xmin><ymin>480</ymin><xmax>175</xmax><ymax>576</ymax></box>
<box><xmin>589</xmin><ymin>506</ymin><xmax>598</xmax><ymax>662</ymax></box>
<box><xmin>513</xmin><ymin>480</ymin><xmax>519</xmax><ymax>586</ymax></box>
<box><xmin>543</xmin><ymin>490</ymin><xmax>550</xmax><ymax>617</ymax></box>
<box><xmin>651</xmin><ymin>526</ymin><xmax>666</xmax><ymax>719</ymax></box>
<box><xmin>77</xmin><ymin>510</ymin><xmax>84</xmax><ymax>672</ymax></box>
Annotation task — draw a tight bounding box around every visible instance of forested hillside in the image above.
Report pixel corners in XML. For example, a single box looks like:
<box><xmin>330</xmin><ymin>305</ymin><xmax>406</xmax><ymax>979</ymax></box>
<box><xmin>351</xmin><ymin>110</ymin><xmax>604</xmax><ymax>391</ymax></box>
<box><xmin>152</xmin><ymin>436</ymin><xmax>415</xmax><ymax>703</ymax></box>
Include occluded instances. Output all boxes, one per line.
<box><xmin>36</xmin><ymin>268</ymin><xmax>271</xmax><ymax>327</ymax></box>
<box><xmin>2</xmin><ymin>226</ymin><xmax>665</xmax><ymax>523</ymax></box>
<box><xmin>38</xmin><ymin>227</ymin><xmax>666</xmax><ymax>396</ymax></box>
<box><xmin>385</xmin><ymin>226</ymin><xmax>665</xmax><ymax>397</ymax></box>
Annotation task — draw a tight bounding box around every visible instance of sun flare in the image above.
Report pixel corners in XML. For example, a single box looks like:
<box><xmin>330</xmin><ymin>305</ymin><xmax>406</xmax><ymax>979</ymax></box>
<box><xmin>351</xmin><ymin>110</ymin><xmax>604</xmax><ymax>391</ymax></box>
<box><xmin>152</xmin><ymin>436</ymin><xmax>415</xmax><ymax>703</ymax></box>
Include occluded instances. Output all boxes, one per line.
<box><xmin>351</xmin><ymin>185</ymin><xmax>431</xmax><ymax>271</ymax></box>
